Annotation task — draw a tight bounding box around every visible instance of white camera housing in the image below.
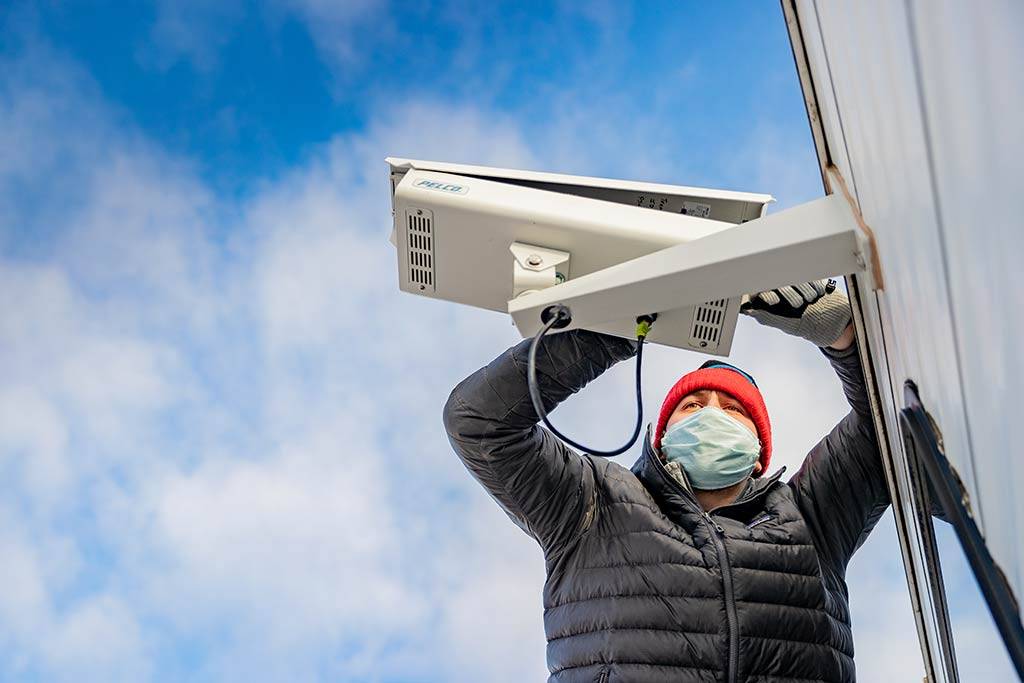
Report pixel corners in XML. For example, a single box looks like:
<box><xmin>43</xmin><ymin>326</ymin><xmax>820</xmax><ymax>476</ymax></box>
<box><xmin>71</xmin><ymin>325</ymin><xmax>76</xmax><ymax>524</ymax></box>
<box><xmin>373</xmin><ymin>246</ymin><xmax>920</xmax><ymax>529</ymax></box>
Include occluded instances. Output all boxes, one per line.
<box><xmin>387</xmin><ymin>158</ymin><xmax>775</xmax><ymax>354</ymax></box>
<box><xmin>388</xmin><ymin>158</ymin><xmax>867</xmax><ymax>356</ymax></box>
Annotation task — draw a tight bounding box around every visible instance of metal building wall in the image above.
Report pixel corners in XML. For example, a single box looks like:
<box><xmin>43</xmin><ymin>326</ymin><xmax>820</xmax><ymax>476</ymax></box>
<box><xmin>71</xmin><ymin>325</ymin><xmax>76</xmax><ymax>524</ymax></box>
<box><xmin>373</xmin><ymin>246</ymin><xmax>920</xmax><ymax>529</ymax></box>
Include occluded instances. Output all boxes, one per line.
<box><xmin>786</xmin><ymin>0</ymin><xmax>1024</xmax><ymax>676</ymax></box>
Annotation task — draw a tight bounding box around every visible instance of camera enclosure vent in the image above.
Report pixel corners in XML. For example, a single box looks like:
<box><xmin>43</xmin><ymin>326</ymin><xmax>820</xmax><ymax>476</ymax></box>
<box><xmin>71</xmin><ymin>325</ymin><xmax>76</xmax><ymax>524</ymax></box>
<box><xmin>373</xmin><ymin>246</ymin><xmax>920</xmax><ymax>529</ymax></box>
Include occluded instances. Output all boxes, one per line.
<box><xmin>406</xmin><ymin>208</ymin><xmax>435</xmax><ymax>291</ymax></box>
<box><xmin>689</xmin><ymin>298</ymin><xmax>728</xmax><ymax>349</ymax></box>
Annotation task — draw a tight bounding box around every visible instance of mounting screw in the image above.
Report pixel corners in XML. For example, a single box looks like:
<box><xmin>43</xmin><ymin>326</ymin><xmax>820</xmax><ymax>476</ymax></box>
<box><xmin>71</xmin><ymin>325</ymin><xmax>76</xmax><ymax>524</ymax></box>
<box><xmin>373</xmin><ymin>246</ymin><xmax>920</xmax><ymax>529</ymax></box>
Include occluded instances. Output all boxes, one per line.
<box><xmin>419</xmin><ymin>284</ymin><xmax>425</xmax><ymax>290</ymax></box>
<box><xmin>527</xmin><ymin>254</ymin><xmax>543</xmax><ymax>267</ymax></box>
<box><xmin>416</xmin><ymin>209</ymin><xmax>423</xmax><ymax>216</ymax></box>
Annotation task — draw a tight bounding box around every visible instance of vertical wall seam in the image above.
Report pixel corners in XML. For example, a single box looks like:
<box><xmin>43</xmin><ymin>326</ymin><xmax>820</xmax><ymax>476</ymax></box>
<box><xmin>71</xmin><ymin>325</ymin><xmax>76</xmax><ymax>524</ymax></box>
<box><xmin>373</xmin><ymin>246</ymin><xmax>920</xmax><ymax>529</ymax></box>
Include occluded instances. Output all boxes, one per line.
<box><xmin>811</xmin><ymin>0</ymin><xmax>861</xmax><ymax>207</ymax></box>
<box><xmin>902</xmin><ymin>0</ymin><xmax>984</xmax><ymax>531</ymax></box>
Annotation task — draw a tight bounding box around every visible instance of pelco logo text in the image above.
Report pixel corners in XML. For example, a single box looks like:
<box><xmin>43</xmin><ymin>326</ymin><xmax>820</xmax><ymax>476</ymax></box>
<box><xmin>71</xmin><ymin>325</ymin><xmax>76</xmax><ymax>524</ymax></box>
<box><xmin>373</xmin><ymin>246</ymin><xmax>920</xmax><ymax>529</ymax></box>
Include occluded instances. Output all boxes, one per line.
<box><xmin>413</xmin><ymin>179</ymin><xmax>469</xmax><ymax>195</ymax></box>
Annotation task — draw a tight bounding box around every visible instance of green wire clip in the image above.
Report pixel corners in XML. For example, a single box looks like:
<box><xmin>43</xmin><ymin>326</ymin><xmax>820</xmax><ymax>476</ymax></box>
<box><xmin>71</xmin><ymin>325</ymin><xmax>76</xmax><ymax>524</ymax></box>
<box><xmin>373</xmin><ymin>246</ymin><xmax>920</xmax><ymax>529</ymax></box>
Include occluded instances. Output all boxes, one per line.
<box><xmin>635</xmin><ymin>314</ymin><xmax>657</xmax><ymax>339</ymax></box>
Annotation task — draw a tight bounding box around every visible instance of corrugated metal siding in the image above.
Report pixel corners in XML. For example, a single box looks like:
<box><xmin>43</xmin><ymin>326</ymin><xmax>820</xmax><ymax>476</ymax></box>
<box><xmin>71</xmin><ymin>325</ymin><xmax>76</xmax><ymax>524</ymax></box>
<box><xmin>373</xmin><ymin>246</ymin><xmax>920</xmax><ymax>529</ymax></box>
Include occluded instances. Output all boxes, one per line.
<box><xmin>793</xmin><ymin>0</ymin><xmax>1023</xmax><ymax>612</ymax></box>
<box><xmin>907</xmin><ymin>0</ymin><xmax>1024</xmax><ymax>598</ymax></box>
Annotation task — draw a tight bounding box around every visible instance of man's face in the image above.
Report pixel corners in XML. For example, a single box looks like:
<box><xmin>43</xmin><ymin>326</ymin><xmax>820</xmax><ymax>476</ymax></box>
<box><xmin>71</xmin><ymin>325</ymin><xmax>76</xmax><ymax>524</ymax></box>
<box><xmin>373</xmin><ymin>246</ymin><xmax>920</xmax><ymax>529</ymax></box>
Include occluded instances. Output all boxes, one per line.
<box><xmin>665</xmin><ymin>389</ymin><xmax>763</xmax><ymax>475</ymax></box>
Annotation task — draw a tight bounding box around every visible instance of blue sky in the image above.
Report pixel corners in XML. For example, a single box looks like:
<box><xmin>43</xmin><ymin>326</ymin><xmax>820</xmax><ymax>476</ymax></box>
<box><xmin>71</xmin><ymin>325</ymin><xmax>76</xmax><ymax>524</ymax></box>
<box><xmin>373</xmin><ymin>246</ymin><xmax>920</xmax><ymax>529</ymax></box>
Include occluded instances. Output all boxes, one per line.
<box><xmin>6</xmin><ymin>1</ymin><xmax>817</xmax><ymax>198</ymax></box>
<box><xmin>0</xmin><ymin>1</ymin><xmax>1012</xmax><ymax>681</ymax></box>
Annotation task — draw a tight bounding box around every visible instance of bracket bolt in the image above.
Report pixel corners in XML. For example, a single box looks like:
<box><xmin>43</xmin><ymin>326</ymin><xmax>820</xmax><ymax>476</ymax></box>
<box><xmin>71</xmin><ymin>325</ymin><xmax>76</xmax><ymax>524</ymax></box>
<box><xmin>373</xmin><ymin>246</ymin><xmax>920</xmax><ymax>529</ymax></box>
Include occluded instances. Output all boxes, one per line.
<box><xmin>526</xmin><ymin>254</ymin><xmax>543</xmax><ymax>267</ymax></box>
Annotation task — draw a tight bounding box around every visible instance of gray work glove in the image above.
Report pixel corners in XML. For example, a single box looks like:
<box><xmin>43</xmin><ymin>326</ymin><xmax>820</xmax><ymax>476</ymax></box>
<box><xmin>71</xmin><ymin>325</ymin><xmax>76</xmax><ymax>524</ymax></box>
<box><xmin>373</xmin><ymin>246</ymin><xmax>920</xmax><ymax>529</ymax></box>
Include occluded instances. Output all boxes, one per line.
<box><xmin>740</xmin><ymin>279</ymin><xmax>852</xmax><ymax>347</ymax></box>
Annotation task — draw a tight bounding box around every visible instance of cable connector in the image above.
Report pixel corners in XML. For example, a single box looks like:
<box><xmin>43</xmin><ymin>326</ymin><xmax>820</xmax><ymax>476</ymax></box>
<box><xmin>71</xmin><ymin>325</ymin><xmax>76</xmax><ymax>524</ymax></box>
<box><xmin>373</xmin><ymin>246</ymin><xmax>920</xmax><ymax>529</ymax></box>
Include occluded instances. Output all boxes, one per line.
<box><xmin>540</xmin><ymin>304</ymin><xmax>573</xmax><ymax>329</ymax></box>
<box><xmin>635</xmin><ymin>313</ymin><xmax>658</xmax><ymax>339</ymax></box>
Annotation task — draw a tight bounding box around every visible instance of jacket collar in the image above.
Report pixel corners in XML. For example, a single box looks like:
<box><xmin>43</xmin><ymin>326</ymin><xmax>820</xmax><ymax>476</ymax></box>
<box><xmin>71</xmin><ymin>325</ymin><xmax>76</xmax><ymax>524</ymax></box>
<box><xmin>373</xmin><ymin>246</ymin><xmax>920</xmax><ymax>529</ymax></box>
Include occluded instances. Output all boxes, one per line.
<box><xmin>630</xmin><ymin>424</ymin><xmax>785</xmax><ymax>517</ymax></box>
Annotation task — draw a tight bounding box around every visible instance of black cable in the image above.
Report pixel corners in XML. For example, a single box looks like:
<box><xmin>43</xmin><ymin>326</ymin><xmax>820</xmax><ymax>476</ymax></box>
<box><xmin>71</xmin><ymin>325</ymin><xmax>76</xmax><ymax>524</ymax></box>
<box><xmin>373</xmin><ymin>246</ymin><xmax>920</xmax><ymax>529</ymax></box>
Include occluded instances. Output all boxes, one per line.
<box><xmin>527</xmin><ymin>305</ymin><xmax>653</xmax><ymax>457</ymax></box>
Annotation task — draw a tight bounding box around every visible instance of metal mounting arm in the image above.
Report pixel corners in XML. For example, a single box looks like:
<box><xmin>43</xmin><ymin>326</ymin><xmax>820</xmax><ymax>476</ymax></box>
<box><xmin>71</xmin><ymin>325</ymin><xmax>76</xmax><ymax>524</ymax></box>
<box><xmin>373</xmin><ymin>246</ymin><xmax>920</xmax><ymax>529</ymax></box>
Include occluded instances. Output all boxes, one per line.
<box><xmin>508</xmin><ymin>193</ymin><xmax>869</xmax><ymax>337</ymax></box>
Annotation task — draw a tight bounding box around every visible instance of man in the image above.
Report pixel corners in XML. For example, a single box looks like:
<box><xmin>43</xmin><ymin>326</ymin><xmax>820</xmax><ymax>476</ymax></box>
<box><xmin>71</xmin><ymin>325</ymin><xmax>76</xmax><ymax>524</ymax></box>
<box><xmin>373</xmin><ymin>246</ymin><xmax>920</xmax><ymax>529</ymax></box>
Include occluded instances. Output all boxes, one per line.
<box><xmin>443</xmin><ymin>280</ymin><xmax>888</xmax><ymax>683</ymax></box>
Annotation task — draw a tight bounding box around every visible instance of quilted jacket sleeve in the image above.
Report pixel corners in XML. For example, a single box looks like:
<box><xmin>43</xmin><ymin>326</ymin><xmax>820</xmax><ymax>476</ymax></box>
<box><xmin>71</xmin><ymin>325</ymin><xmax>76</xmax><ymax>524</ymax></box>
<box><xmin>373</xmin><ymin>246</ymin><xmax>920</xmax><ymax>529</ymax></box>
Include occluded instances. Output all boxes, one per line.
<box><xmin>790</xmin><ymin>341</ymin><xmax>890</xmax><ymax>573</ymax></box>
<box><xmin>442</xmin><ymin>329</ymin><xmax>637</xmax><ymax>553</ymax></box>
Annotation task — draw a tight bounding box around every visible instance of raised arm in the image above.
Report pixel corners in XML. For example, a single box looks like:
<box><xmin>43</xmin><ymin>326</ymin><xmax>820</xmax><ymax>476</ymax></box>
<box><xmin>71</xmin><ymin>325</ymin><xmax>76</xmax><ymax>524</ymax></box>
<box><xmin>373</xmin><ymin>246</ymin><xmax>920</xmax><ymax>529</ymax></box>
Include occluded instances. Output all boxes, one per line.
<box><xmin>742</xmin><ymin>279</ymin><xmax>889</xmax><ymax>572</ymax></box>
<box><xmin>442</xmin><ymin>329</ymin><xmax>637</xmax><ymax>553</ymax></box>
<box><xmin>789</xmin><ymin>341</ymin><xmax>890</xmax><ymax>572</ymax></box>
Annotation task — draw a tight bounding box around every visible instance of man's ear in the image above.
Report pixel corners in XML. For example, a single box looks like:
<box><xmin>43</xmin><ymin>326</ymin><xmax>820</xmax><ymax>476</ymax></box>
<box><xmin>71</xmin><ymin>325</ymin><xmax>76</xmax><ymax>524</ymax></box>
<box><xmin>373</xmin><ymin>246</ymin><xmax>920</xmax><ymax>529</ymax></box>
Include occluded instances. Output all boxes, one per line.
<box><xmin>753</xmin><ymin>460</ymin><xmax>764</xmax><ymax>476</ymax></box>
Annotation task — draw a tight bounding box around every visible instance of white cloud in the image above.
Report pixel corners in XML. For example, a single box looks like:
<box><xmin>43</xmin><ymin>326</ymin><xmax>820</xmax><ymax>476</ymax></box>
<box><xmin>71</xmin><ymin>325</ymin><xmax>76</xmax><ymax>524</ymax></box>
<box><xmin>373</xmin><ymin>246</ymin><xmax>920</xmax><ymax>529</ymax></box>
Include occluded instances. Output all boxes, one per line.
<box><xmin>143</xmin><ymin>418</ymin><xmax>423</xmax><ymax>640</ymax></box>
<box><xmin>1</xmin><ymin>43</ymin><xmax>552</xmax><ymax>679</ymax></box>
<box><xmin>435</xmin><ymin>504</ymin><xmax>549</xmax><ymax>682</ymax></box>
<box><xmin>142</xmin><ymin>0</ymin><xmax>245</xmax><ymax>72</ymax></box>
<box><xmin>10</xmin><ymin>34</ymin><xmax>1013</xmax><ymax>683</ymax></box>
<box><xmin>264</xmin><ymin>0</ymin><xmax>386</xmax><ymax>73</ymax></box>
<box><xmin>0</xmin><ymin>519</ymin><xmax>148</xmax><ymax>682</ymax></box>
<box><xmin>0</xmin><ymin>259</ymin><xmax>193</xmax><ymax>514</ymax></box>
<box><xmin>139</xmin><ymin>0</ymin><xmax>388</xmax><ymax>80</ymax></box>
<box><xmin>0</xmin><ymin>382</ymin><xmax>70</xmax><ymax>503</ymax></box>
<box><xmin>42</xmin><ymin>595</ymin><xmax>150</xmax><ymax>682</ymax></box>
<box><xmin>0</xmin><ymin>526</ymin><xmax>52</xmax><ymax>642</ymax></box>
<box><xmin>741</xmin><ymin>120</ymin><xmax>824</xmax><ymax>210</ymax></box>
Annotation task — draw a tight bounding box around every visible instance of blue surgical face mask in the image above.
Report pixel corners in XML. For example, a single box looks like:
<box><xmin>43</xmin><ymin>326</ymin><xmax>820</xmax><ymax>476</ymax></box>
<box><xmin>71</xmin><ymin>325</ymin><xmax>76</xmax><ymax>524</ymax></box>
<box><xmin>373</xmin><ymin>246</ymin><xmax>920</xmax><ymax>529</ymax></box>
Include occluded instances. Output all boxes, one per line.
<box><xmin>660</xmin><ymin>407</ymin><xmax>761</xmax><ymax>490</ymax></box>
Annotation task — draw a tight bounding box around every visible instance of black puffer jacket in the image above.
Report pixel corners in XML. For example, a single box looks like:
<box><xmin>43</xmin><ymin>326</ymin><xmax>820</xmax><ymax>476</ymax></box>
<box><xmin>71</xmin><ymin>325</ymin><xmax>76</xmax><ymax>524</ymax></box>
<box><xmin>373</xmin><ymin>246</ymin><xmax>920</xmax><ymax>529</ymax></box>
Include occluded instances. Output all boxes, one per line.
<box><xmin>443</xmin><ymin>330</ymin><xmax>889</xmax><ymax>683</ymax></box>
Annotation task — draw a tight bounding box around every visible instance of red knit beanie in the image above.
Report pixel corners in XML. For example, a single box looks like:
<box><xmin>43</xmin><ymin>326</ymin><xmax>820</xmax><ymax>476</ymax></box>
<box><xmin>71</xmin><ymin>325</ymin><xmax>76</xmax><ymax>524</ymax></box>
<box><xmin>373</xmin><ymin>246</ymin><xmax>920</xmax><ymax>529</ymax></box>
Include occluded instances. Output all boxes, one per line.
<box><xmin>653</xmin><ymin>360</ymin><xmax>772</xmax><ymax>476</ymax></box>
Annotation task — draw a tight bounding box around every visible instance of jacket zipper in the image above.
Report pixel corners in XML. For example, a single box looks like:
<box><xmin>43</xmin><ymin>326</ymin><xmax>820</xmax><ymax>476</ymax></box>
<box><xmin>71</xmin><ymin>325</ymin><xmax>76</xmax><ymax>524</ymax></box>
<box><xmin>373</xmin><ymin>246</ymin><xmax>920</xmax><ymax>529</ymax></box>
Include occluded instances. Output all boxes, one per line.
<box><xmin>699</xmin><ymin>480</ymin><xmax>781</xmax><ymax>683</ymax></box>
<box><xmin>702</xmin><ymin>509</ymin><xmax>738</xmax><ymax>683</ymax></box>
<box><xmin>650</xmin><ymin>452</ymin><xmax>741</xmax><ymax>683</ymax></box>
<box><xmin>647</xmin><ymin>440</ymin><xmax>782</xmax><ymax>683</ymax></box>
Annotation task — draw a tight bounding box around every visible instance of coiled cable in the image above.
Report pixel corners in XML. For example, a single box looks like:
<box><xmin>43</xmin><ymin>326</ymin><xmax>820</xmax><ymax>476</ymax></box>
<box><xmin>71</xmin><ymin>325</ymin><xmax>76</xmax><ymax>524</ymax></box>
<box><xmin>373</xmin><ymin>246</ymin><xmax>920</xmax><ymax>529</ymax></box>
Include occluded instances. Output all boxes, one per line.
<box><xmin>526</xmin><ymin>305</ymin><xmax>655</xmax><ymax>457</ymax></box>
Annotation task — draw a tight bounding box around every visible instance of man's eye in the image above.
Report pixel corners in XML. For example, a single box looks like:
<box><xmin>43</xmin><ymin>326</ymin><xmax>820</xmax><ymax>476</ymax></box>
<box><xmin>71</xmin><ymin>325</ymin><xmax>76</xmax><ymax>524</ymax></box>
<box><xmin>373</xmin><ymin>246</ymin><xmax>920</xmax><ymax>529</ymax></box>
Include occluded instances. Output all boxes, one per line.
<box><xmin>725</xmin><ymin>405</ymin><xmax>742</xmax><ymax>413</ymax></box>
<box><xmin>683</xmin><ymin>402</ymin><xmax>701</xmax><ymax>410</ymax></box>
